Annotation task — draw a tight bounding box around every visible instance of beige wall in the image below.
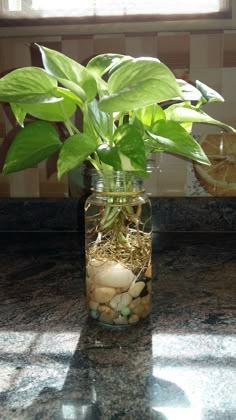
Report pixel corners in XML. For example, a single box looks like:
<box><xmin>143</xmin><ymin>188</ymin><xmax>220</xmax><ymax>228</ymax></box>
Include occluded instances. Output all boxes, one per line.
<box><xmin>0</xmin><ymin>27</ymin><xmax>236</xmax><ymax>197</ymax></box>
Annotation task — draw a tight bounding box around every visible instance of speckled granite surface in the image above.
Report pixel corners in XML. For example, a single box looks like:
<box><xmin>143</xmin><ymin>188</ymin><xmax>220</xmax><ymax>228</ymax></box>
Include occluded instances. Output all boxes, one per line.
<box><xmin>0</xmin><ymin>197</ymin><xmax>236</xmax><ymax>232</ymax></box>
<box><xmin>0</xmin><ymin>199</ymin><xmax>80</xmax><ymax>232</ymax></box>
<box><xmin>0</xmin><ymin>232</ymin><xmax>235</xmax><ymax>419</ymax></box>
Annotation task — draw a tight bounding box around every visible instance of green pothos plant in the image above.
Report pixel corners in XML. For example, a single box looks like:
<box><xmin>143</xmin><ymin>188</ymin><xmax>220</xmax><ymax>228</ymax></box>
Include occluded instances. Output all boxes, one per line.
<box><xmin>0</xmin><ymin>44</ymin><xmax>235</xmax><ymax>181</ymax></box>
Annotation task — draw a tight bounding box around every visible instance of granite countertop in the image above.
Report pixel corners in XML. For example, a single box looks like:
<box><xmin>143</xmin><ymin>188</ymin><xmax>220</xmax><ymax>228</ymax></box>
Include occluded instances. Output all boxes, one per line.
<box><xmin>0</xmin><ymin>232</ymin><xmax>235</xmax><ymax>420</ymax></box>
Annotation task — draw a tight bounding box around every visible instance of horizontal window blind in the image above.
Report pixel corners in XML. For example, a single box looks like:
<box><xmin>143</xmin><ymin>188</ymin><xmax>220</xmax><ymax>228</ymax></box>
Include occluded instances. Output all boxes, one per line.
<box><xmin>0</xmin><ymin>0</ymin><xmax>231</xmax><ymax>18</ymax></box>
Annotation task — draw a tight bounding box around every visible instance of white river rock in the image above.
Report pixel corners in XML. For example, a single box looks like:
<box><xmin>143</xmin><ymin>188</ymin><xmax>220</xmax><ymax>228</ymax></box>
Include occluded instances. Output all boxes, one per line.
<box><xmin>92</xmin><ymin>286</ymin><xmax>117</xmax><ymax>303</ymax></box>
<box><xmin>128</xmin><ymin>281</ymin><xmax>145</xmax><ymax>298</ymax></box>
<box><xmin>88</xmin><ymin>259</ymin><xmax>135</xmax><ymax>288</ymax></box>
<box><xmin>110</xmin><ymin>292</ymin><xmax>132</xmax><ymax>311</ymax></box>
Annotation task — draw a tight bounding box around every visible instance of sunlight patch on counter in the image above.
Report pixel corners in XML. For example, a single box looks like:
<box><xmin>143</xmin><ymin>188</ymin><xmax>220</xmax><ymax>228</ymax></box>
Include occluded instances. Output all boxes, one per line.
<box><xmin>0</xmin><ymin>330</ymin><xmax>81</xmax><ymax>409</ymax></box>
<box><xmin>151</xmin><ymin>333</ymin><xmax>236</xmax><ymax>418</ymax></box>
<box><xmin>152</xmin><ymin>407</ymin><xmax>201</xmax><ymax>420</ymax></box>
<box><xmin>152</xmin><ymin>333</ymin><xmax>236</xmax><ymax>359</ymax></box>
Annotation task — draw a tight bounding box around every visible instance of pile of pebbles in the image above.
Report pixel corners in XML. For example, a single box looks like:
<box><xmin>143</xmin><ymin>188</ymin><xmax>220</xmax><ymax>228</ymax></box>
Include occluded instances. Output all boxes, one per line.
<box><xmin>86</xmin><ymin>259</ymin><xmax>152</xmax><ymax>326</ymax></box>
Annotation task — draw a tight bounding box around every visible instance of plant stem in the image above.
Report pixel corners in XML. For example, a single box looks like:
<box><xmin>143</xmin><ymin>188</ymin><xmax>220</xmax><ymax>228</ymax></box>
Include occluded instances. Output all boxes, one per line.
<box><xmin>151</xmin><ymin>106</ymin><xmax>156</xmax><ymax>125</ymax></box>
<box><xmin>65</xmin><ymin>120</ymin><xmax>75</xmax><ymax>136</ymax></box>
<box><xmin>109</xmin><ymin>113</ymin><xmax>114</xmax><ymax>146</ymax></box>
<box><xmin>58</xmin><ymin>100</ymin><xmax>79</xmax><ymax>135</ymax></box>
<box><xmin>118</xmin><ymin>114</ymin><xmax>124</xmax><ymax>127</ymax></box>
<box><xmin>84</xmin><ymin>103</ymin><xmax>99</xmax><ymax>141</ymax></box>
<box><xmin>129</xmin><ymin>110</ymin><xmax>137</xmax><ymax>125</ymax></box>
<box><xmin>87</xmin><ymin>156</ymin><xmax>102</xmax><ymax>171</ymax></box>
<box><xmin>69</xmin><ymin>121</ymin><xmax>80</xmax><ymax>134</ymax></box>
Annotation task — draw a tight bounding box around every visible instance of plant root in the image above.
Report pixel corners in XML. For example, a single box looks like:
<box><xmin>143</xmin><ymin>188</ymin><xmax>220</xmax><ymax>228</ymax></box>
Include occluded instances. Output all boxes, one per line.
<box><xmin>87</xmin><ymin>228</ymin><xmax>151</xmax><ymax>274</ymax></box>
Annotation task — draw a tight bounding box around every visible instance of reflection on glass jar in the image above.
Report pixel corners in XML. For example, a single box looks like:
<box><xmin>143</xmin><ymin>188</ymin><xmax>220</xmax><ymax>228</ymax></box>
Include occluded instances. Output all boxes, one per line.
<box><xmin>85</xmin><ymin>171</ymin><xmax>152</xmax><ymax>327</ymax></box>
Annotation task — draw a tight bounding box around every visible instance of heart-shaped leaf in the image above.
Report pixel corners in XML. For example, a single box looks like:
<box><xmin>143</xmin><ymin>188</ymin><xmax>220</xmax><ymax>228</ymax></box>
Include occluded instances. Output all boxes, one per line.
<box><xmin>3</xmin><ymin>121</ymin><xmax>62</xmax><ymax>174</ymax></box>
<box><xmin>37</xmin><ymin>44</ymin><xmax>97</xmax><ymax>102</ymax></box>
<box><xmin>99</xmin><ymin>58</ymin><xmax>183</xmax><ymax>112</ymax></box>
<box><xmin>56</xmin><ymin>87</ymin><xmax>83</xmax><ymax>108</ymax></box>
<box><xmin>57</xmin><ymin>78</ymin><xmax>87</xmax><ymax>104</ymax></box>
<box><xmin>148</xmin><ymin>120</ymin><xmax>210</xmax><ymax>165</ymax></box>
<box><xmin>87</xmin><ymin>99</ymin><xmax>111</xmax><ymax>141</ymax></box>
<box><xmin>0</xmin><ymin>67</ymin><xmax>59</xmax><ymax>103</ymax></box>
<box><xmin>18</xmin><ymin>89</ymin><xmax>77</xmax><ymax>122</ymax></box>
<box><xmin>114</xmin><ymin>125</ymin><xmax>146</xmax><ymax>171</ymax></box>
<box><xmin>177</xmin><ymin>79</ymin><xmax>202</xmax><ymax>102</ymax></box>
<box><xmin>108</xmin><ymin>56</ymin><xmax>133</xmax><ymax>76</ymax></box>
<box><xmin>196</xmin><ymin>80</ymin><xmax>224</xmax><ymax>103</ymax></box>
<box><xmin>135</xmin><ymin>104</ymin><xmax>165</xmax><ymax>128</ymax></box>
<box><xmin>165</xmin><ymin>102</ymin><xmax>236</xmax><ymax>132</ymax></box>
<box><xmin>10</xmin><ymin>103</ymin><xmax>27</xmax><ymax>127</ymax></box>
<box><xmin>57</xmin><ymin>133</ymin><xmax>97</xmax><ymax>179</ymax></box>
<box><xmin>87</xmin><ymin>53</ymin><xmax>125</xmax><ymax>76</ymax></box>
<box><xmin>97</xmin><ymin>144</ymin><xmax>121</xmax><ymax>170</ymax></box>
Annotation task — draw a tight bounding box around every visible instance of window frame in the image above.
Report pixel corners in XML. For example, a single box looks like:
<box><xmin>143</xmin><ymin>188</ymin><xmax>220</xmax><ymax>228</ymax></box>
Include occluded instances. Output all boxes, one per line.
<box><xmin>0</xmin><ymin>0</ymin><xmax>232</xmax><ymax>27</ymax></box>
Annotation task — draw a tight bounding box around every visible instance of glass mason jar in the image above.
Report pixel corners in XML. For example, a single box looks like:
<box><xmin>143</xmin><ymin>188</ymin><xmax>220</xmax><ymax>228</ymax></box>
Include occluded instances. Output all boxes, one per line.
<box><xmin>85</xmin><ymin>171</ymin><xmax>152</xmax><ymax>327</ymax></box>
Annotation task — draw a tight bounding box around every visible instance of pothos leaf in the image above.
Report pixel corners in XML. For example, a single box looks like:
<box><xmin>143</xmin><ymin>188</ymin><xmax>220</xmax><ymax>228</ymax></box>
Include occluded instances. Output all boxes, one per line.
<box><xmin>97</xmin><ymin>144</ymin><xmax>121</xmax><ymax>170</ymax></box>
<box><xmin>177</xmin><ymin>79</ymin><xmax>202</xmax><ymax>102</ymax></box>
<box><xmin>114</xmin><ymin>125</ymin><xmax>146</xmax><ymax>171</ymax></box>
<box><xmin>87</xmin><ymin>99</ymin><xmax>111</xmax><ymax>141</ymax></box>
<box><xmin>57</xmin><ymin>133</ymin><xmax>97</xmax><ymax>179</ymax></box>
<box><xmin>135</xmin><ymin>104</ymin><xmax>166</xmax><ymax>128</ymax></box>
<box><xmin>3</xmin><ymin>121</ymin><xmax>62</xmax><ymax>174</ymax></box>
<box><xmin>148</xmin><ymin>119</ymin><xmax>210</xmax><ymax>165</ymax></box>
<box><xmin>0</xmin><ymin>67</ymin><xmax>60</xmax><ymax>104</ymax></box>
<box><xmin>10</xmin><ymin>103</ymin><xmax>27</xmax><ymax>127</ymax></box>
<box><xmin>86</xmin><ymin>53</ymin><xmax>126</xmax><ymax>76</ymax></box>
<box><xmin>37</xmin><ymin>44</ymin><xmax>97</xmax><ymax>102</ymax></box>
<box><xmin>196</xmin><ymin>80</ymin><xmax>224</xmax><ymax>103</ymax></box>
<box><xmin>17</xmin><ymin>90</ymin><xmax>77</xmax><ymax>122</ymax></box>
<box><xmin>165</xmin><ymin>102</ymin><xmax>236</xmax><ymax>132</ymax></box>
<box><xmin>99</xmin><ymin>58</ymin><xmax>183</xmax><ymax>113</ymax></box>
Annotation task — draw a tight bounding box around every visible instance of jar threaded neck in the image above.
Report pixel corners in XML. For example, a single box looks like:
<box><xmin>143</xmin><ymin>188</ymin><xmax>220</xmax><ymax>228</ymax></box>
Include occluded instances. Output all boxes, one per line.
<box><xmin>92</xmin><ymin>170</ymin><xmax>143</xmax><ymax>193</ymax></box>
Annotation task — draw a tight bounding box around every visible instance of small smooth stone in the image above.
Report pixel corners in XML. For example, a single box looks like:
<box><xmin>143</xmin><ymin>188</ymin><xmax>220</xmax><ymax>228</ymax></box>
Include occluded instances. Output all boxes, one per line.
<box><xmin>98</xmin><ymin>304</ymin><xmax>110</xmax><ymax>313</ymax></box>
<box><xmin>129</xmin><ymin>297</ymin><xmax>141</xmax><ymax>309</ymax></box>
<box><xmin>93</xmin><ymin>261</ymin><xmax>135</xmax><ymax>288</ymax></box>
<box><xmin>110</xmin><ymin>292</ymin><xmax>132</xmax><ymax>311</ymax></box>
<box><xmin>141</xmin><ymin>294</ymin><xmax>151</xmax><ymax>305</ymax></box>
<box><xmin>132</xmin><ymin>303</ymin><xmax>145</xmax><ymax>317</ymax></box>
<box><xmin>140</xmin><ymin>306</ymin><xmax>150</xmax><ymax>319</ymax></box>
<box><xmin>87</xmin><ymin>259</ymin><xmax>105</xmax><ymax>279</ymax></box>
<box><xmin>89</xmin><ymin>300</ymin><xmax>99</xmax><ymax>310</ymax></box>
<box><xmin>121</xmin><ymin>307</ymin><xmax>131</xmax><ymax>316</ymax></box>
<box><xmin>90</xmin><ymin>310</ymin><xmax>99</xmax><ymax>319</ymax></box>
<box><xmin>93</xmin><ymin>287</ymin><xmax>116</xmax><ymax>303</ymax></box>
<box><xmin>129</xmin><ymin>314</ymin><xmax>139</xmax><ymax>324</ymax></box>
<box><xmin>144</xmin><ymin>265</ymin><xmax>152</xmax><ymax>278</ymax></box>
<box><xmin>147</xmin><ymin>281</ymin><xmax>152</xmax><ymax>293</ymax></box>
<box><xmin>99</xmin><ymin>309</ymin><xmax>118</xmax><ymax>324</ymax></box>
<box><xmin>129</xmin><ymin>281</ymin><xmax>145</xmax><ymax>298</ymax></box>
<box><xmin>114</xmin><ymin>316</ymin><xmax>128</xmax><ymax>325</ymax></box>
<box><xmin>121</xmin><ymin>285</ymin><xmax>130</xmax><ymax>292</ymax></box>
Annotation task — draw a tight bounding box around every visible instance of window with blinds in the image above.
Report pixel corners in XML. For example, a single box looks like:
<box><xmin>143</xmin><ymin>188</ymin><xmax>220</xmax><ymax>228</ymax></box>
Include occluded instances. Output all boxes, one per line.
<box><xmin>0</xmin><ymin>0</ymin><xmax>232</xmax><ymax>22</ymax></box>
